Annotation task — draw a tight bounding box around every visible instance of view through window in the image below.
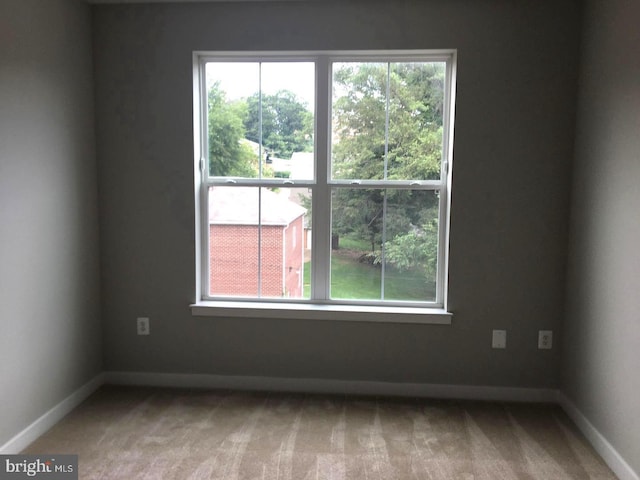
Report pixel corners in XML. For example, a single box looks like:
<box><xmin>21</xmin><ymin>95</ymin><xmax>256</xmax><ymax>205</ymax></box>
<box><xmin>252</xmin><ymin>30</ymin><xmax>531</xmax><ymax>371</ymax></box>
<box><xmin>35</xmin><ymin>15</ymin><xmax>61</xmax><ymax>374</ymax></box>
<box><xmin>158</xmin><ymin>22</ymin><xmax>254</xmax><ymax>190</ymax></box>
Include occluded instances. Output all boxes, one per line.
<box><xmin>197</xmin><ymin>52</ymin><xmax>455</xmax><ymax>307</ymax></box>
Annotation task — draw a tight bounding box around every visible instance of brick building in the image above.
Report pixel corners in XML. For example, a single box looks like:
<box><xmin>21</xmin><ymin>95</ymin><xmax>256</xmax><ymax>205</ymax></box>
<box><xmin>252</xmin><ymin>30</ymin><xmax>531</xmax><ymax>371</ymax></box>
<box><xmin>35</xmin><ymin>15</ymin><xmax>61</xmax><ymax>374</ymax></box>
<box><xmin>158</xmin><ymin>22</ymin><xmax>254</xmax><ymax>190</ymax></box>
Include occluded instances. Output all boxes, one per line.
<box><xmin>208</xmin><ymin>187</ymin><xmax>306</xmax><ymax>298</ymax></box>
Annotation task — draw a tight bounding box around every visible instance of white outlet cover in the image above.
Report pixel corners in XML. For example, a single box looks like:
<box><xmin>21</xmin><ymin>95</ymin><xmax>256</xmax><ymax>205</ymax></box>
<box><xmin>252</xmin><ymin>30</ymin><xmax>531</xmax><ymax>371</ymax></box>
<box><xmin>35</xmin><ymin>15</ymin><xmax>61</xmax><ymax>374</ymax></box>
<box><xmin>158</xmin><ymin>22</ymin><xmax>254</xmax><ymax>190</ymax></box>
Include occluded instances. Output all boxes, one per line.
<box><xmin>492</xmin><ymin>329</ymin><xmax>507</xmax><ymax>349</ymax></box>
<box><xmin>538</xmin><ymin>330</ymin><xmax>552</xmax><ymax>349</ymax></box>
<box><xmin>137</xmin><ymin>317</ymin><xmax>150</xmax><ymax>335</ymax></box>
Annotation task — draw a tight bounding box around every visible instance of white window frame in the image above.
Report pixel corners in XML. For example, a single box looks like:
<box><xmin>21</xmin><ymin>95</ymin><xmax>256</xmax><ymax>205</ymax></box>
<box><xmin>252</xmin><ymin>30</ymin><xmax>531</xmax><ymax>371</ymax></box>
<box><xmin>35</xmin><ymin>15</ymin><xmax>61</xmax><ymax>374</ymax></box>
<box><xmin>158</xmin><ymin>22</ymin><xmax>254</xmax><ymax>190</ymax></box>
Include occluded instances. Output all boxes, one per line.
<box><xmin>192</xmin><ymin>50</ymin><xmax>456</xmax><ymax>324</ymax></box>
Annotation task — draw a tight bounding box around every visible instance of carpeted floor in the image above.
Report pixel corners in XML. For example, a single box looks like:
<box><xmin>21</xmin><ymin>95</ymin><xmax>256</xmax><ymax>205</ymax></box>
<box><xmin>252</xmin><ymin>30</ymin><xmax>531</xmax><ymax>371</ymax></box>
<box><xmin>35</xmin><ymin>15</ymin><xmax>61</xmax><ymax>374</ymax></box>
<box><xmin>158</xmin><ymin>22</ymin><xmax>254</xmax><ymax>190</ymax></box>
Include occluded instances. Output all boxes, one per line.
<box><xmin>23</xmin><ymin>386</ymin><xmax>617</xmax><ymax>479</ymax></box>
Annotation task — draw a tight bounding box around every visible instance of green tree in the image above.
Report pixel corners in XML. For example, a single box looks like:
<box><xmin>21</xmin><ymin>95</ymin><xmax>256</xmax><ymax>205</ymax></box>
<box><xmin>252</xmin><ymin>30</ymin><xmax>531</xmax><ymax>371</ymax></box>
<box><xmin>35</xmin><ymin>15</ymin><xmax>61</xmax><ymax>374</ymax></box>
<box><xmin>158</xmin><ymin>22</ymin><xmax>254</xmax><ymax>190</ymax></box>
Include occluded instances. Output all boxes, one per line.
<box><xmin>378</xmin><ymin>211</ymin><xmax>439</xmax><ymax>283</ymax></box>
<box><xmin>208</xmin><ymin>82</ymin><xmax>257</xmax><ymax>177</ymax></box>
<box><xmin>244</xmin><ymin>90</ymin><xmax>313</xmax><ymax>159</ymax></box>
<box><xmin>332</xmin><ymin>62</ymin><xmax>444</xmax><ymax>181</ymax></box>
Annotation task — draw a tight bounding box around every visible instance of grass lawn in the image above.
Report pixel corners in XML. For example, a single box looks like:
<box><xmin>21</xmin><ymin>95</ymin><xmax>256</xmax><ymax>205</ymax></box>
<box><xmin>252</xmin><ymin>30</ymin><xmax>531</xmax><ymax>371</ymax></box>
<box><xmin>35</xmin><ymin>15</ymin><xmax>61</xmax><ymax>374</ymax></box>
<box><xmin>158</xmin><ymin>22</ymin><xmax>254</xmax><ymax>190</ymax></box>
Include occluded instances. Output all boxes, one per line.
<box><xmin>303</xmin><ymin>249</ymin><xmax>435</xmax><ymax>301</ymax></box>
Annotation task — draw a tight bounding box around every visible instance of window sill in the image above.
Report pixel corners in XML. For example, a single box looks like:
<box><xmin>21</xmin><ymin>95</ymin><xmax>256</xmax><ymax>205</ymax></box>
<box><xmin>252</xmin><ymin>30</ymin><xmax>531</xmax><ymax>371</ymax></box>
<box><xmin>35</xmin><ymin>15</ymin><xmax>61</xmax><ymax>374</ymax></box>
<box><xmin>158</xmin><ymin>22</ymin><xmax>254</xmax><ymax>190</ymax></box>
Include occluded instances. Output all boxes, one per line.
<box><xmin>190</xmin><ymin>301</ymin><xmax>452</xmax><ymax>325</ymax></box>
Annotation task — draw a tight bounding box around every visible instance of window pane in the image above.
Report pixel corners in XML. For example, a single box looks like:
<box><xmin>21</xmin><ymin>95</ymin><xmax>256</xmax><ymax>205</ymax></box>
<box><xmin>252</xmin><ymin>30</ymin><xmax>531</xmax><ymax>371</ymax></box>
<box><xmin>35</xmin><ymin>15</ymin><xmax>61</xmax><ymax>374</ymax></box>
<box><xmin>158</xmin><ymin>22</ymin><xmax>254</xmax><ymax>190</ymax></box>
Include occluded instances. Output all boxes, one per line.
<box><xmin>208</xmin><ymin>186</ymin><xmax>310</xmax><ymax>299</ymax></box>
<box><xmin>206</xmin><ymin>63</ymin><xmax>260</xmax><ymax>178</ymax></box>
<box><xmin>206</xmin><ymin>62</ymin><xmax>315</xmax><ymax>180</ymax></box>
<box><xmin>382</xmin><ymin>189</ymin><xmax>439</xmax><ymax>302</ymax></box>
<box><xmin>331</xmin><ymin>61</ymin><xmax>445</xmax><ymax>181</ymax></box>
<box><xmin>332</xmin><ymin>62</ymin><xmax>387</xmax><ymax>180</ymax></box>
<box><xmin>388</xmin><ymin>62</ymin><xmax>445</xmax><ymax>181</ymax></box>
<box><xmin>330</xmin><ymin>188</ymin><xmax>439</xmax><ymax>302</ymax></box>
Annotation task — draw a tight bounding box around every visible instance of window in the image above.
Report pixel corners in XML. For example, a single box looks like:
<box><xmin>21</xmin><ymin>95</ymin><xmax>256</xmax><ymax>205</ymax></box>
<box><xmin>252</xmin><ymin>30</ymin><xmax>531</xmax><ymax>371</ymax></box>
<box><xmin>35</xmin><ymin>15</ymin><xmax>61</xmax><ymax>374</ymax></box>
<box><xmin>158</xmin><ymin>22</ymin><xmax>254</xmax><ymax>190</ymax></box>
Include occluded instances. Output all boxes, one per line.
<box><xmin>193</xmin><ymin>51</ymin><xmax>456</xmax><ymax>319</ymax></box>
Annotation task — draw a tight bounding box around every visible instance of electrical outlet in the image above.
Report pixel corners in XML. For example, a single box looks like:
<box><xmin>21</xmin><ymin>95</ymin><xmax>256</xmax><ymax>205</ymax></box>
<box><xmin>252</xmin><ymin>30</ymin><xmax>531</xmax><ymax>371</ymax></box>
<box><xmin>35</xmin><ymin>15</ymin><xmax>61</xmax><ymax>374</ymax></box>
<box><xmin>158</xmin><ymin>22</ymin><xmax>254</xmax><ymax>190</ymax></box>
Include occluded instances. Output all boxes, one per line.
<box><xmin>538</xmin><ymin>330</ymin><xmax>552</xmax><ymax>349</ymax></box>
<box><xmin>137</xmin><ymin>317</ymin><xmax>150</xmax><ymax>335</ymax></box>
<box><xmin>492</xmin><ymin>329</ymin><xmax>507</xmax><ymax>349</ymax></box>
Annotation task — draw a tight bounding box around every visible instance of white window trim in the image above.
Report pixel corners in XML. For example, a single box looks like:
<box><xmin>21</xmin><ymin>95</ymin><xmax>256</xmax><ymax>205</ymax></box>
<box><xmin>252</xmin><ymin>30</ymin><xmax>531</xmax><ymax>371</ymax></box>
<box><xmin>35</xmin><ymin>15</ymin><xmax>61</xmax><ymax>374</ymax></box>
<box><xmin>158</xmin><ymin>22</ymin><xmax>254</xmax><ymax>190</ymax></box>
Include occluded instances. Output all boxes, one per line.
<box><xmin>191</xmin><ymin>50</ymin><xmax>456</xmax><ymax>324</ymax></box>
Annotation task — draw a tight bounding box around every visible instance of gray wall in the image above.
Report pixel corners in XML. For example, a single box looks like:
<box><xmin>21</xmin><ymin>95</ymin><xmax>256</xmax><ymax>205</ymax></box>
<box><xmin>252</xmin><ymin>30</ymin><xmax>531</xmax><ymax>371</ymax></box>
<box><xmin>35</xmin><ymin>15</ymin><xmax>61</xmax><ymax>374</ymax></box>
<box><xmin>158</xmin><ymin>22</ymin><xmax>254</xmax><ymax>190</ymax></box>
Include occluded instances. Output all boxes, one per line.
<box><xmin>94</xmin><ymin>0</ymin><xmax>581</xmax><ymax>387</ymax></box>
<box><xmin>562</xmin><ymin>0</ymin><xmax>640</xmax><ymax>474</ymax></box>
<box><xmin>0</xmin><ymin>0</ymin><xmax>101</xmax><ymax>447</ymax></box>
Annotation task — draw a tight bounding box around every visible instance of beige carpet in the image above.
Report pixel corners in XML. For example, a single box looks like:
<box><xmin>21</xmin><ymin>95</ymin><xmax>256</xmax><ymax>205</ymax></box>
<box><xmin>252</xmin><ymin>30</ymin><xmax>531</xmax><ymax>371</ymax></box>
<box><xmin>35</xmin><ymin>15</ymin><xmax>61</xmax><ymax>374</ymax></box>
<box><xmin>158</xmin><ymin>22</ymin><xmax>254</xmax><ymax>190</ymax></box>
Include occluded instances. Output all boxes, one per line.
<box><xmin>23</xmin><ymin>386</ymin><xmax>617</xmax><ymax>479</ymax></box>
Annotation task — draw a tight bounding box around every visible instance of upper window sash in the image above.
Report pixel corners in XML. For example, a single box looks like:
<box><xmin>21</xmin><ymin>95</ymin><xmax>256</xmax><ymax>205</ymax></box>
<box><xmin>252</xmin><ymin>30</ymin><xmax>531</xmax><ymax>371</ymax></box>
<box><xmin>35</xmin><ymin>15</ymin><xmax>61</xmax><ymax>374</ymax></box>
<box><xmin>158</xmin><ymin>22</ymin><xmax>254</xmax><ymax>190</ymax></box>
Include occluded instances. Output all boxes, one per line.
<box><xmin>329</xmin><ymin>58</ymin><xmax>451</xmax><ymax>184</ymax></box>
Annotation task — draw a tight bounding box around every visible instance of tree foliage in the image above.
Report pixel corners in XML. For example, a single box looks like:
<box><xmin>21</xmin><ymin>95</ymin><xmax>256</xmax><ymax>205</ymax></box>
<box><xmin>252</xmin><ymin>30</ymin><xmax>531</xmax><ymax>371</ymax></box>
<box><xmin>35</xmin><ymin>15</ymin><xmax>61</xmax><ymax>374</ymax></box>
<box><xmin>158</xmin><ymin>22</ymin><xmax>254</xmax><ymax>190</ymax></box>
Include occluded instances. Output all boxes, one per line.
<box><xmin>244</xmin><ymin>90</ymin><xmax>313</xmax><ymax>159</ymax></box>
<box><xmin>332</xmin><ymin>62</ymin><xmax>444</xmax><ymax>181</ymax></box>
<box><xmin>207</xmin><ymin>83</ymin><xmax>257</xmax><ymax>177</ymax></box>
<box><xmin>378</xmin><ymin>213</ymin><xmax>439</xmax><ymax>282</ymax></box>
<box><xmin>208</xmin><ymin>85</ymin><xmax>313</xmax><ymax>178</ymax></box>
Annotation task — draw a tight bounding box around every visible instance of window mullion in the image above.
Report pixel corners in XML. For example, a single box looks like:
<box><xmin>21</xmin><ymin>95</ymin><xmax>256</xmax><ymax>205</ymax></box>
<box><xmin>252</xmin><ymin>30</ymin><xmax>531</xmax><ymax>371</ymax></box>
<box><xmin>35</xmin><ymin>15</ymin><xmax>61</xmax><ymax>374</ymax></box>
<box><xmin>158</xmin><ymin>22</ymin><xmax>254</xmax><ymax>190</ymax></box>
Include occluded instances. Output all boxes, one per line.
<box><xmin>311</xmin><ymin>56</ymin><xmax>331</xmax><ymax>301</ymax></box>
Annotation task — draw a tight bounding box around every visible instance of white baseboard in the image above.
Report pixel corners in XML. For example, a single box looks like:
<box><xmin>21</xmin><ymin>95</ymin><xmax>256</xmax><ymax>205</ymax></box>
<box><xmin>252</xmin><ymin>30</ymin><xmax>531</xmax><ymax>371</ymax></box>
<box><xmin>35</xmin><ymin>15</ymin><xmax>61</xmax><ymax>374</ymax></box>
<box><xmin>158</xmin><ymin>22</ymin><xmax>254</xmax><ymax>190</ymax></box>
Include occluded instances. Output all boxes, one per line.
<box><xmin>557</xmin><ymin>392</ymin><xmax>639</xmax><ymax>480</ymax></box>
<box><xmin>104</xmin><ymin>371</ymin><xmax>557</xmax><ymax>403</ymax></box>
<box><xmin>0</xmin><ymin>373</ymin><xmax>105</xmax><ymax>454</ymax></box>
